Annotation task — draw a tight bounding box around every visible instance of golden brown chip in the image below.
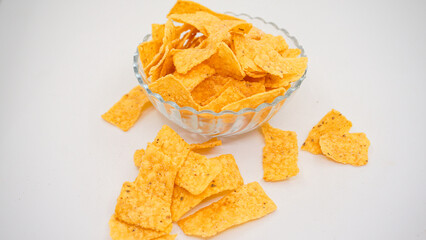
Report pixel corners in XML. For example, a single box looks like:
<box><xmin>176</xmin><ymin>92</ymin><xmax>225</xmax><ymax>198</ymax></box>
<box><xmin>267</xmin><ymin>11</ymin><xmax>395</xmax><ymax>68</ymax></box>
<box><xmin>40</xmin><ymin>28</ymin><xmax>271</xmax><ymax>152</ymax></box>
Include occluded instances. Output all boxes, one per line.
<box><xmin>222</xmin><ymin>87</ymin><xmax>285</xmax><ymax>112</ymax></box>
<box><xmin>260</xmin><ymin>34</ymin><xmax>288</xmax><ymax>52</ymax></box>
<box><xmin>138</xmin><ymin>41</ymin><xmax>162</xmax><ymax>69</ymax></box>
<box><xmin>253</xmin><ymin>50</ymin><xmax>290</xmax><ymax>77</ymax></box>
<box><xmin>152</xmin><ymin>24</ymin><xmax>165</xmax><ymax>42</ymax></box>
<box><xmin>102</xmin><ymin>86</ymin><xmax>150</xmax><ymax>131</ymax></box>
<box><xmin>201</xmin><ymin>85</ymin><xmax>245</xmax><ymax>112</ymax></box>
<box><xmin>173</xmin><ymin>63</ymin><xmax>215</xmax><ymax>91</ymax></box>
<box><xmin>175</xmin><ymin>151</ymin><xmax>223</xmax><ymax>195</ymax></box>
<box><xmin>153</xmin><ymin>234</ymin><xmax>177</xmax><ymax>240</ymax></box>
<box><xmin>264</xmin><ymin>71</ymin><xmax>304</xmax><ymax>88</ymax></box>
<box><xmin>151</xmin><ymin>125</ymin><xmax>191</xmax><ymax>167</ymax></box>
<box><xmin>189</xmin><ymin>137</ymin><xmax>222</xmax><ymax>150</ymax></box>
<box><xmin>280</xmin><ymin>48</ymin><xmax>302</xmax><ymax>58</ymax></box>
<box><xmin>261</xmin><ymin>123</ymin><xmax>299</xmax><ymax>181</ymax></box>
<box><xmin>320</xmin><ymin>133</ymin><xmax>370</xmax><ymax>166</ymax></box>
<box><xmin>177</xmin><ymin>182</ymin><xmax>277</xmax><ymax>238</ymax></box>
<box><xmin>159</xmin><ymin>48</ymin><xmax>175</xmax><ymax>78</ymax></box>
<box><xmin>206</xmin><ymin>42</ymin><xmax>245</xmax><ymax>79</ymax></box>
<box><xmin>149</xmin><ymin>46</ymin><xmax>170</xmax><ymax>81</ymax></box>
<box><xmin>246</xmin><ymin>26</ymin><xmax>265</xmax><ymax>39</ymax></box>
<box><xmin>191</xmin><ymin>75</ymin><xmax>233</xmax><ymax>105</ymax></box>
<box><xmin>172</xmin><ymin>46</ymin><xmax>218</xmax><ymax>75</ymax></box>
<box><xmin>169</xmin><ymin>12</ymin><xmax>221</xmax><ymax>36</ymax></box>
<box><xmin>232</xmin><ymin>34</ymin><xmax>265</xmax><ymax>75</ymax></box>
<box><xmin>109</xmin><ymin>214</ymin><xmax>171</xmax><ymax>240</ymax></box>
<box><xmin>167</xmin><ymin>0</ymin><xmax>241</xmax><ymax>21</ymax></box>
<box><xmin>171</xmin><ymin>154</ymin><xmax>243</xmax><ymax>221</ymax></box>
<box><xmin>116</xmin><ymin>145</ymin><xmax>177</xmax><ymax>231</ymax></box>
<box><xmin>148</xmin><ymin>75</ymin><xmax>200</xmax><ymax>110</ymax></box>
<box><xmin>133</xmin><ymin>148</ymin><xmax>145</xmax><ymax>168</ymax></box>
<box><xmin>301</xmin><ymin>109</ymin><xmax>353</xmax><ymax>155</ymax></box>
<box><xmin>232</xmin><ymin>79</ymin><xmax>266</xmax><ymax>97</ymax></box>
<box><xmin>162</xmin><ymin>19</ymin><xmax>178</xmax><ymax>46</ymax></box>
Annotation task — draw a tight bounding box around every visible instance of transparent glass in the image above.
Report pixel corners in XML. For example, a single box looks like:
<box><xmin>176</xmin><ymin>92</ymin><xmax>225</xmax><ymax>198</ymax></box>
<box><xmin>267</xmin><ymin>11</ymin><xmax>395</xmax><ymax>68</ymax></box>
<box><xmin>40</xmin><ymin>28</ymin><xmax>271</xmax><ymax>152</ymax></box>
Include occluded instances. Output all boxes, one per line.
<box><xmin>133</xmin><ymin>12</ymin><xmax>307</xmax><ymax>137</ymax></box>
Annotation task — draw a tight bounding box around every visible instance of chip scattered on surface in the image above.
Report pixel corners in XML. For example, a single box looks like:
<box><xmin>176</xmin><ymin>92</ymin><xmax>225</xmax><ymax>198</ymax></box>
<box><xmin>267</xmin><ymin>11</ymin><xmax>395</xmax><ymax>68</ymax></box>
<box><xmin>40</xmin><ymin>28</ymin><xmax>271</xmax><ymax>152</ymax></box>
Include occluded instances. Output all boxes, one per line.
<box><xmin>301</xmin><ymin>109</ymin><xmax>353</xmax><ymax>154</ymax></box>
<box><xmin>109</xmin><ymin>214</ymin><xmax>172</xmax><ymax>240</ymax></box>
<box><xmin>175</xmin><ymin>151</ymin><xmax>223</xmax><ymax>195</ymax></box>
<box><xmin>177</xmin><ymin>182</ymin><xmax>277</xmax><ymax>238</ymax></box>
<box><xmin>261</xmin><ymin>123</ymin><xmax>299</xmax><ymax>181</ymax></box>
<box><xmin>170</xmin><ymin>154</ymin><xmax>244</xmax><ymax>221</ymax></box>
<box><xmin>189</xmin><ymin>137</ymin><xmax>222</xmax><ymax>150</ymax></box>
<box><xmin>102</xmin><ymin>86</ymin><xmax>150</xmax><ymax>131</ymax></box>
<box><xmin>320</xmin><ymin>133</ymin><xmax>370</xmax><ymax>166</ymax></box>
<box><xmin>152</xmin><ymin>125</ymin><xmax>191</xmax><ymax>167</ymax></box>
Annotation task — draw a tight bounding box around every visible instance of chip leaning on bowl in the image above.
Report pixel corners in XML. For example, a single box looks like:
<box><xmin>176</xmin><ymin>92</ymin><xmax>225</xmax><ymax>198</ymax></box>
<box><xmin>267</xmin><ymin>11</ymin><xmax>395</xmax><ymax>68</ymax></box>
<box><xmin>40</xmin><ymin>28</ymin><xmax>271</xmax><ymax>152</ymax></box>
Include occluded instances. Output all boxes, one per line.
<box><xmin>138</xmin><ymin>2</ymin><xmax>308</xmax><ymax>113</ymax></box>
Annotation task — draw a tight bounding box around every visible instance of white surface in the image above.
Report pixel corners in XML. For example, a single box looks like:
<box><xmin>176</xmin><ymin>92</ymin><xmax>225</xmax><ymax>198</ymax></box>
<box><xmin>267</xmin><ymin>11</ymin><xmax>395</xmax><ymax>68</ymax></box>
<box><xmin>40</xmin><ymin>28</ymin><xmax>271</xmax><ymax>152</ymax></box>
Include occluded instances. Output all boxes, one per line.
<box><xmin>0</xmin><ymin>0</ymin><xmax>425</xmax><ymax>239</ymax></box>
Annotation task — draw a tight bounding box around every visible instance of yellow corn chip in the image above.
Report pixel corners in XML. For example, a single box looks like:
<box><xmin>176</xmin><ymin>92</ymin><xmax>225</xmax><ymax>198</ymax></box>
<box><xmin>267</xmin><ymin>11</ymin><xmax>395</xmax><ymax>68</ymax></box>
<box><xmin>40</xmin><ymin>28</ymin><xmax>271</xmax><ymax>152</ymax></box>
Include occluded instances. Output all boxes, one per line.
<box><xmin>148</xmin><ymin>75</ymin><xmax>200</xmax><ymax>110</ymax></box>
<box><xmin>206</xmin><ymin>42</ymin><xmax>245</xmax><ymax>80</ymax></box>
<box><xmin>144</xmin><ymin>44</ymin><xmax>166</xmax><ymax>74</ymax></box>
<box><xmin>109</xmin><ymin>214</ymin><xmax>171</xmax><ymax>240</ymax></box>
<box><xmin>138</xmin><ymin>41</ymin><xmax>162</xmax><ymax>69</ymax></box>
<box><xmin>177</xmin><ymin>182</ymin><xmax>277</xmax><ymax>238</ymax></box>
<box><xmin>232</xmin><ymin>34</ymin><xmax>265</xmax><ymax>75</ymax></box>
<box><xmin>169</xmin><ymin>12</ymin><xmax>221</xmax><ymax>36</ymax></box>
<box><xmin>201</xmin><ymin>85</ymin><xmax>245</xmax><ymax>112</ymax></box>
<box><xmin>320</xmin><ymin>133</ymin><xmax>370</xmax><ymax>166</ymax></box>
<box><xmin>152</xmin><ymin>125</ymin><xmax>191</xmax><ymax>167</ymax></box>
<box><xmin>167</xmin><ymin>0</ymin><xmax>241</xmax><ymax>21</ymax></box>
<box><xmin>264</xmin><ymin>71</ymin><xmax>304</xmax><ymax>88</ymax></box>
<box><xmin>149</xmin><ymin>46</ymin><xmax>170</xmax><ymax>81</ymax></box>
<box><xmin>189</xmin><ymin>137</ymin><xmax>222</xmax><ymax>150</ymax></box>
<box><xmin>153</xmin><ymin>234</ymin><xmax>177</xmax><ymax>240</ymax></box>
<box><xmin>116</xmin><ymin>146</ymin><xmax>177</xmax><ymax>231</ymax></box>
<box><xmin>253</xmin><ymin>50</ymin><xmax>289</xmax><ymax>77</ymax></box>
<box><xmin>280</xmin><ymin>57</ymin><xmax>308</xmax><ymax>75</ymax></box>
<box><xmin>301</xmin><ymin>109</ymin><xmax>353</xmax><ymax>154</ymax></box>
<box><xmin>223</xmin><ymin>20</ymin><xmax>252</xmax><ymax>34</ymax></box>
<box><xmin>173</xmin><ymin>63</ymin><xmax>215</xmax><ymax>91</ymax></box>
<box><xmin>246</xmin><ymin>26</ymin><xmax>265</xmax><ymax>39</ymax></box>
<box><xmin>175</xmin><ymin>151</ymin><xmax>223</xmax><ymax>195</ymax></box>
<box><xmin>102</xmin><ymin>86</ymin><xmax>150</xmax><ymax>131</ymax></box>
<box><xmin>260</xmin><ymin>34</ymin><xmax>288</xmax><ymax>52</ymax></box>
<box><xmin>171</xmin><ymin>154</ymin><xmax>243</xmax><ymax>221</ymax></box>
<box><xmin>152</xmin><ymin>24</ymin><xmax>165</xmax><ymax>42</ymax></box>
<box><xmin>163</xmin><ymin>19</ymin><xmax>178</xmax><ymax>46</ymax></box>
<box><xmin>191</xmin><ymin>75</ymin><xmax>233</xmax><ymax>105</ymax></box>
<box><xmin>280</xmin><ymin>48</ymin><xmax>302</xmax><ymax>58</ymax></box>
<box><xmin>222</xmin><ymin>87</ymin><xmax>285</xmax><ymax>112</ymax></box>
<box><xmin>133</xmin><ymin>148</ymin><xmax>145</xmax><ymax>168</ymax></box>
<box><xmin>232</xmin><ymin>79</ymin><xmax>266</xmax><ymax>97</ymax></box>
<box><xmin>261</xmin><ymin>123</ymin><xmax>299</xmax><ymax>181</ymax></box>
<box><xmin>159</xmin><ymin>48</ymin><xmax>175</xmax><ymax>78</ymax></box>
<box><xmin>172</xmin><ymin>46</ymin><xmax>218</xmax><ymax>74</ymax></box>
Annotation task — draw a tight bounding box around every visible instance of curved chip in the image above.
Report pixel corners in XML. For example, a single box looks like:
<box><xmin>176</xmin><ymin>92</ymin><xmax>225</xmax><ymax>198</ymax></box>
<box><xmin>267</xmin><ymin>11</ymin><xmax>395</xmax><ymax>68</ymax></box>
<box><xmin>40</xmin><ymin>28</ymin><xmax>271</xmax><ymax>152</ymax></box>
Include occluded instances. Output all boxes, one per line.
<box><xmin>320</xmin><ymin>133</ymin><xmax>370</xmax><ymax>166</ymax></box>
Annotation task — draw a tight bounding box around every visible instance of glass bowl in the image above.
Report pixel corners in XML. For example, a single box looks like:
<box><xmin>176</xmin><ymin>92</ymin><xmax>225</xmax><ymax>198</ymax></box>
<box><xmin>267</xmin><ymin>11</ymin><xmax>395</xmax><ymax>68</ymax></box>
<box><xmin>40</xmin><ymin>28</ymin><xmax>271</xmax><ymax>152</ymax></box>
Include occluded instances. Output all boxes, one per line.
<box><xmin>133</xmin><ymin>12</ymin><xmax>307</xmax><ymax>137</ymax></box>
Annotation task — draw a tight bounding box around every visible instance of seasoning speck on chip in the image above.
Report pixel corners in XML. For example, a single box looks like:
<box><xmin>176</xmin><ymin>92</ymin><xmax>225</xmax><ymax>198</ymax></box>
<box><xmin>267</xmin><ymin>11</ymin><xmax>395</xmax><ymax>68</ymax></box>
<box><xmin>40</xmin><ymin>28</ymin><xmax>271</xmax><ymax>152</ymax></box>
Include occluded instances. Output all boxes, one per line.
<box><xmin>261</xmin><ymin>123</ymin><xmax>299</xmax><ymax>181</ymax></box>
<box><xmin>177</xmin><ymin>182</ymin><xmax>277</xmax><ymax>238</ymax></box>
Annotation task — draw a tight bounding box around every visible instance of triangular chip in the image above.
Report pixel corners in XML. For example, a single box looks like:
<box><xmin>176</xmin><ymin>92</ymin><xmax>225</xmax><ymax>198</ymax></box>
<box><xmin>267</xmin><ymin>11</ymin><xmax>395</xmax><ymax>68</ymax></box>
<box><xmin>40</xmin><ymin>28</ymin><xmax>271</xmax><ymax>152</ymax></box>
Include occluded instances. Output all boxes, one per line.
<box><xmin>177</xmin><ymin>182</ymin><xmax>277</xmax><ymax>238</ymax></box>
<box><xmin>172</xmin><ymin>46</ymin><xmax>218</xmax><ymax>74</ymax></box>
<box><xmin>109</xmin><ymin>214</ymin><xmax>171</xmax><ymax>240</ymax></box>
<box><xmin>301</xmin><ymin>109</ymin><xmax>353</xmax><ymax>154</ymax></box>
<box><xmin>167</xmin><ymin>0</ymin><xmax>241</xmax><ymax>21</ymax></box>
<box><xmin>169</xmin><ymin>11</ymin><xmax>221</xmax><ymax>36</ymax></box>
<box><xmin>175</xmin><ymin>151</ymin><xmax>223</xmax><ymax>195</ymax></box>
<box><xmin>232</xmin><ymin>79</ymin><xmax>266</xmax><ymax>97</ymax></box>
<box><xmin>173</xmin><ymin>63</ymin><xmax>215</xmax><ymax>91</ymax></box>
<box><xmin>138</xmin><ymin>40</ymin><xmax>162</xmax><ymax>69</ymax></box>
<box><xmin>206</xmin><ymin>42</ymin><xmax>245</xmax><ymax>79</ymax></box>
<box><xmin>280</xmin><ymin>48</ymin><xmax>302</xmax><ymax>58</ymax></box>
<box><xmin>261</xmin><ymin>123</ymin><xmax>299</xmax><ymax>181</ymax></box>
<box><xmin>102</xmin><ymin>86</ymin><xmax>150</xmax><ymax>131</ymax></box>
<box><xmin>259</xmin><ymin>34</ymin><xmax>288</xmax><ymax>52</ymax></box>
<box><xmin>148</xmin><ymin>75</ymin><xmax>200</xmax><ymax>110</ymax></box>
<box><xmin>171</xmin><ymin>154</ymin><xmax>244</xmax><ymax>221</ymax></box>
<box><xmin>320</xmin><ymin>133</ymin><xmax>370</xmax><ymax>166</ymax></box>
<box><xmin>191</xmin><ymin>75</ymin><xmax>233</xmax><ymax>105</ymax></box>
<box><xmin>152</xmin><ymin>24</ymin><xmax>165</xmax><ymax>42</ymax></box>
<box><xmin>201</xmin><ymin>85</ymin><xmax>245</xmax><ymax>112</ymax></box>
<box><xmin>221</xmin><ymin>87</ymin><xmax>286</xmax><ymax>112</ymax></box>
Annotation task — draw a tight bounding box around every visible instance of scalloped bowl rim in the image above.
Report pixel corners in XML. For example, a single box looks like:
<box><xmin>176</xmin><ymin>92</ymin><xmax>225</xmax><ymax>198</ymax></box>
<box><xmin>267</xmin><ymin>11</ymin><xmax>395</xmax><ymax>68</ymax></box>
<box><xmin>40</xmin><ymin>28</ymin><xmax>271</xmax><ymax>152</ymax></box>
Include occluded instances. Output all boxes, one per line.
<box><xmin>133</xmin><ymin>12</ymin><xmax>307</xmax><ymax>116</ymax></box>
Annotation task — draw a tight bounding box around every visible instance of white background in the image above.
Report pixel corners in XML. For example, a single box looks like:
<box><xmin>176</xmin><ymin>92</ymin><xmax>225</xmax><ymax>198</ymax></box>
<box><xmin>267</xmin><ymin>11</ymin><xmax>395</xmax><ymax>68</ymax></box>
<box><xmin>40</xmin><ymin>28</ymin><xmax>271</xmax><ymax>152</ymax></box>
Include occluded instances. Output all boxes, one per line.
<box><xmin>1</xmin><ymin>0</ymin><xmax>425</xmax><ymax>239</ymax></box>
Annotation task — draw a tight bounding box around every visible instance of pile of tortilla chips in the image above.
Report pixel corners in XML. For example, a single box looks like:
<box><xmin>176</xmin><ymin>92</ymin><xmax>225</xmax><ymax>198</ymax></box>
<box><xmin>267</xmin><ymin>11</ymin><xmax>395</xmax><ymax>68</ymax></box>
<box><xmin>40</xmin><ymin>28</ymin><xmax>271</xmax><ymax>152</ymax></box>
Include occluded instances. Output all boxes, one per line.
<box><xmin>110</xmin><ymin>125</ymin><xmax>276</xmax><ymax>239</ymax></box>
<box><xmin>301</xmin><ymin>109</ymin><xmax>370</xmax><ymax>166</ymax></box>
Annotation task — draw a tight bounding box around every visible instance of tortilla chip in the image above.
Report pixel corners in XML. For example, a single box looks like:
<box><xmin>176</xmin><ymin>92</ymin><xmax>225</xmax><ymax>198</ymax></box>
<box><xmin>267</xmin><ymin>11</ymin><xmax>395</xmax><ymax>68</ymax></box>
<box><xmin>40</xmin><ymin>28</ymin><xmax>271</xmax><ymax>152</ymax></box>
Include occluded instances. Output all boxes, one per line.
<box><xmin>191</xmin><ymin>75</ymin><xmax>233</xmax><ymax>105</ymax></box>
<box><xmin>232</xmin><ymin>79</ymin><xmax>266</xmax><ymax>97</ymax></box>
<box><xmin>264</xmin><ymin>71</ymin><xmax>304</xmax><ymax>88</ymax></box>
<box><xmin>149</xmin><ymin>46</ymin><xmax>170</xmax><ymax>81</ymax></box>
<box><xmin>172</xmin><ymin>46</ymin><xmax>218</xmax><ymax>74</ymax></box>
<box><xmin>201</xmin><ymin>85</ymin><xmax>245</xmax><ymax>112</ymax></box>
<box><xmin>280</xmin><ymin>48</ymin><xmax>302</xmax><ymax>58</ymax></box>
<box><xmin>163</xmin><ymin>19</ymin><xmax>178</xmax><ymax>46</ymax></box>
<box><xmin>173</xmin><ymin>63</ymin><xmax>215</xmax><ymax>91</ymax></box>
<box><xmin>148</xmin><ymin>75</ymin><xmax>200</xmax><ymax>110</ymax></box>
<box><xmin>253</xmin><ymin>50</ymin><xmax>289</xmax><ymax>77</ymax></box>
<box><xmin>190</xmin><ymin>137</ymin><xmax>222</xmax><ymax>150</ymax></box>
<box><xmin>175</xmin><ymin>151</ymin><xmax>223</xmax><ymax>195</ymax></box>
<box><xmin>116</xmin><ymin>145</ymin><xmax>177</xmax><ymax>231</ymax></box>
<box><xmin>280</xmin><ymin>57</ymin><xmax>308</xmax><ymax>75</ymax></box>
<box><xmin>168</xmin><ymin>12</ymin><xmax>221</xmax><ymax>36</ymax></box>
<box><xmin>246</xmin><ymin>26</ymin><xmax>265</xmax><ymax>39</ymax></box>
<box><xmin>109</xmin><ymin>214</ymin><xmax>171</xmax><ymax>240</ymax></box>
<box><xmin>260</xmin><ymin>34</ymin><xmax>288</xmax><ymax>52</ymax></box>
<box><xmin>152</xmin><ymin>125</ymin><xmax>191</xmax><ymax>167</ymax></box>
<box><xmin>206</xmin><ymin>42</ymin><xmax>245</xmax><ymax>79</ymax></box>
<box><xmin>144</xmin><ymin>44</ymin><xmax>166</xmax><ymax>74</ymax></box>
<box><xmin>167</xmin><ymin>0</ymin><xmax>241</xmax><ymax>21</ymax></box>
<box><xmin>222</xmin><ymin>87</ymin><xmax>285</xmax><ymax>112</ymax></box>
<box><xmin>261</xmin><ymin>123</ymin><xmax>298</xmax><ymax>181</ymax></box>
<box><xmin>152</xmin><ymin>24</ymin><xmax>165</xmax><ymax>42</ymax></box>
<box><xmin>102</xmin><ymin>86</ymin><xmax>150</xmax><ymax>131</ymax></box>
<box><xmin>153</xmin><ymin>235</ymin><xmax>177</xmax><ymax>240</ymax></box>
<box><xmin>133</xmin><ymin>148</ymin><xmax>145</xmax><ymax>168</ymax></box>
<box><xmin>177</xmin><ymin>182</ymin><xmax>277</xmax><ymax>238</ymax></box>
<box><xmin>159</xmin><ymin>48</ymin><xmax>175</xmax><ymax>78</ymax></box>
<box><xmin>232</xmin><ymin>34</ymin><xmax>265</xmax><ymax>75</ymax></box>
<box><xmin>320</xmin><ymin>133</ymin><xmax>370</xmax><ymax>166</ymax></box>
<box><xmin>171</xmin><ymin>154</ymin><xmax>243</xmax><ymax>221</ymax></box>
<box><xmin>301</xmin><ymin>109</ymin><xmax>353</xmax><ymax>155</ymax></box>
<box><xmin>138</xmin><ymin>41</ymin><xmax>162</xmax><ymax>69</ymax></box>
